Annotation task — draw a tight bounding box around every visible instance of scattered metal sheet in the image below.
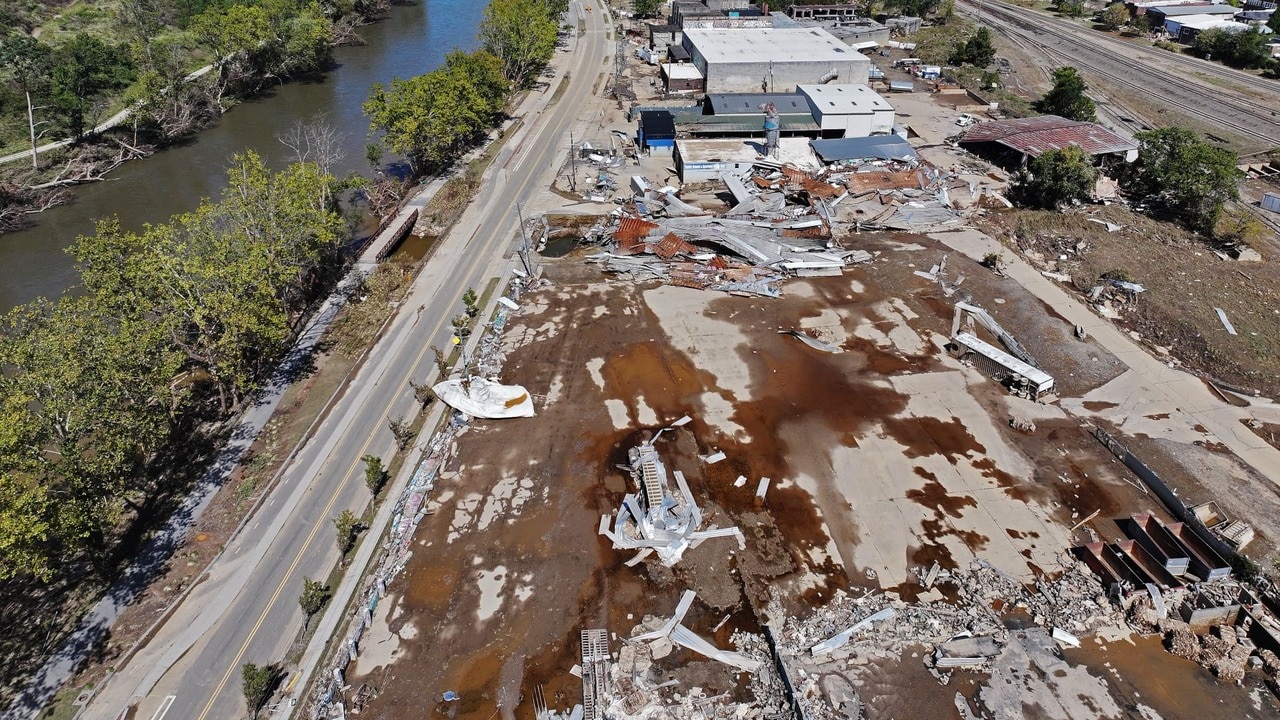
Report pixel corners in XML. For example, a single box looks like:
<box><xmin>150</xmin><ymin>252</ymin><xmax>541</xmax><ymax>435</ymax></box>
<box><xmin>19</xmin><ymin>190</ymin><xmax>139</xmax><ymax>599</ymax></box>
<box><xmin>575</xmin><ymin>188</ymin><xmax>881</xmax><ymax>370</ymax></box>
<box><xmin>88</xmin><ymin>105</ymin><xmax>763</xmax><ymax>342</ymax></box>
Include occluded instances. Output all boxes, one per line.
<box><xmin>1051</xmin><ymin>628</ymin><xmax>1080</xmax><ymax>648</ymax></box>
<box><xmin>1215</xmin><ymin>307</ymin><xmax>1238</xmax><ymax>335</ymax></box>
<box><xmin>702</xmin><ymin>450</ymin><xmax>726</xmax><ymax>464</ymax></box>
<box><xmin>811</xmin><ymin>608</ymin><xmax>897</xmax><ymax>656</ymax></box>
<box><xmin>779</xmin><ymin>329</ymin><xmax>843</xmax><ymax>354</ymax></box>
<box><xmin>756</xmin><ymin>477</ymin><xmax>771</xmax><ymax>500</ymax></box>
<box><xmin>669</xmin><ymin>624</ymin><xmax>761</xmax><ymax>672</ymax></box>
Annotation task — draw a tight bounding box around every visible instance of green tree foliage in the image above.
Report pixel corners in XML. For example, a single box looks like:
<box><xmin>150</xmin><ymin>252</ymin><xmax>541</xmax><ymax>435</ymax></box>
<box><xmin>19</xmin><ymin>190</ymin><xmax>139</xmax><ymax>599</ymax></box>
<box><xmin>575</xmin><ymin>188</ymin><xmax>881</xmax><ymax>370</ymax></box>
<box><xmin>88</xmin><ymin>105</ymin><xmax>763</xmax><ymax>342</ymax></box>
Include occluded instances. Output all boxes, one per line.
<box><xmin>1009</xmin><ymin>146</ymin><xmax>1099</xmax><ymax>209</ymax></box>
<box><xmin>364</xmin><ymin>51</ymin><xmax>508</xmax><ymax>174</ymax></box>
<box><xmin>1100</xmin><ymin>3</ymin><xmax>1129</xmax><ymax>30</ymax></box>
<box><xmin>0</xmin><ymin>153</ymin><xmax>345</xmax><ymax>580</ymax></box>
<box><xmin>884</xmin><ymin>0</ymin><xmax>944</xmax><ymax>17</ymax></box>
<box><xmin>298</xmin><ymin>576</ymin><xmax>331</xmax><ymax>624</ymax></box>
<box><xmin>333</xmin><ymin>509</ymin><xmax>361</xmax><ymax>555</ymax></box>
<box><xmin>480</xmin><ymin>0</ymin><xmax>559</xmax><ymax>88</ymax></box>
<box><xmin>949</xmin><ymin>27</ymin><xmax>995</xmax><ymax>67</ymax></box>
<box><xmin>1120</xmin><ymin>128</ymin><xmax>1242</xmax><ymax>233</ymax></box>
<box><xmin>1269</xmin><ymin>11</ymin><xmax>1280</xmax><ymax>34</ymax></box>
<box><xmin>0</xmin><ymin>35</ymin><xmax>53</xmax><ymax>164</ymax></box>
<box><xmin>633</xmin><ymin>0</ymin><xmax>662</xmax><ymax>17</ymax></box>
<box><xmin>1193</xmin><ymin>28</ymin><xmax>1272</xmax><ymax>69</ymax></box>
<box><xmin>241</xmin><ymin>662</ymin><xmax>277</xmax><ymax>719</ymax></box>
<box><xmin>0</xmin><ymin>296</ymin><xmax>180</xmax><ymax>580</ymax></box>
<box><xmin>50</xmin><ymin>34</ymin><xmax>137</xmax><ymax>138</ymax></box>
<box><xmin>362</xmin><ymin>454</ymin><xmax>386</xmax><ymax>494</ymax></box>
<box><xmin>72</xmin><ymin>152</ymin><xmax>343</xmax><ymax>412</ymax></box>
<box><xmin>1058</xmin><ymin>0</ymin><xmax>1087</xmax><ymax>17</ymax></box>
<box><xmin>1033</xmin><ymin>67</ymin><xmax>1096</xmax><ymax>122</ymax></box>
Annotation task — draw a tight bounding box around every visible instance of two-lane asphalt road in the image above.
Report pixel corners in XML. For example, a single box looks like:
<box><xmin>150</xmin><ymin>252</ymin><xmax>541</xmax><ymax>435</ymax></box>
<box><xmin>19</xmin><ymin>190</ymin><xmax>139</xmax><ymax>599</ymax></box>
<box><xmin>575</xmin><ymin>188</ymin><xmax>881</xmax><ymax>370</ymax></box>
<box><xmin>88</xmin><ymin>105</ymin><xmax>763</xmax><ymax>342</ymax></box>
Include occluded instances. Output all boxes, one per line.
<box><xmin>78</xmin><ymin>5</ymin><xmax>610</xmax><ymax>720</ymax></box>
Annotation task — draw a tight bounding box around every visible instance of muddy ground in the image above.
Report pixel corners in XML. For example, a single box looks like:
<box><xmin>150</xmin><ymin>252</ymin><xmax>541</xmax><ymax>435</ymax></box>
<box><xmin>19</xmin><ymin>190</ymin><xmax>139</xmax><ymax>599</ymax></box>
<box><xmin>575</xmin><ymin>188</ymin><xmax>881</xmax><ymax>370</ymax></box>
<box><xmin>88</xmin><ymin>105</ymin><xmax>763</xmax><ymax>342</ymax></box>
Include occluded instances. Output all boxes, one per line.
<box><xmin>349</xmin><ymin>230</ymin><xmax>1279</xmax><ymax>719</ymax></box>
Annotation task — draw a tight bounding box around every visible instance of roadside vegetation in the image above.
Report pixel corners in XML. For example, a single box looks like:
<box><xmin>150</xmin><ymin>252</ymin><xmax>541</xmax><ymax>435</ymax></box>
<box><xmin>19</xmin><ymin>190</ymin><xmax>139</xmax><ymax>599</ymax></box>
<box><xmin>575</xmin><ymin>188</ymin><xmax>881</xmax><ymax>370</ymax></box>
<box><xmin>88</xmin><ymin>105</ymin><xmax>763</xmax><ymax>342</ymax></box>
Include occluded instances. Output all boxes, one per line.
<box><xmin>0</xmin><ymin>151</ymin><xmax>348</xmax><ymax>583</ymax></box>
<box><xmin>364</xmin><ymin>0</ymin><xmax>566</xmax><ymax>178</ymax></box>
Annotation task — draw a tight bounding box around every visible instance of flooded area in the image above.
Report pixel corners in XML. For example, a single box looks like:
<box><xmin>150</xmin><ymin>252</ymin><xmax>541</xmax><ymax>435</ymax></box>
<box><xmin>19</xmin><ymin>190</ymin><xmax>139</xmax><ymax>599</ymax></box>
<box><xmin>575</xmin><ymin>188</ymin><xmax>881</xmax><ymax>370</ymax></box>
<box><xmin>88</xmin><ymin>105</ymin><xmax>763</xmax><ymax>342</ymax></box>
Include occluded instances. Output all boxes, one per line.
<box><xmin>340</xmin><ymin>229</ymin><xmax>1279</xmax><ymax>719</ymax></box>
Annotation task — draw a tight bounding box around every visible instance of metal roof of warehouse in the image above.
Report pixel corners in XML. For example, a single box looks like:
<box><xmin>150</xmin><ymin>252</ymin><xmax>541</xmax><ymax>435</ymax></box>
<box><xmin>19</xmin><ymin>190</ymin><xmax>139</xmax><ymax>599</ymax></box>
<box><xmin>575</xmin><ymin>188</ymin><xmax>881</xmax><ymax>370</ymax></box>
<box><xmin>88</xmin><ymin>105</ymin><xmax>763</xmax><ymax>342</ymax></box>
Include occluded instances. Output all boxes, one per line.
<box><xmin>959</xmin><ymin>115</ymin><xmax>1137</xmax><ymax>158</ymax></box>
<box><xmin>681</xmin><ymin>114</ymin><xmax>820</xmax><ymax>134</ymax></box>
<box><xmin>810</xmin><ymin>135</ymin><xmax>918</xmax><ymax>163</ymax></box>
<box><xmin>706</xmin><ymin>93</ymin><xmax>811</xmax><ymax>115</ymax></box>
<box><xmin>1148</xmin><ymin>4</ymin><xmax>1238</xmax><ymax>16</ymax></box>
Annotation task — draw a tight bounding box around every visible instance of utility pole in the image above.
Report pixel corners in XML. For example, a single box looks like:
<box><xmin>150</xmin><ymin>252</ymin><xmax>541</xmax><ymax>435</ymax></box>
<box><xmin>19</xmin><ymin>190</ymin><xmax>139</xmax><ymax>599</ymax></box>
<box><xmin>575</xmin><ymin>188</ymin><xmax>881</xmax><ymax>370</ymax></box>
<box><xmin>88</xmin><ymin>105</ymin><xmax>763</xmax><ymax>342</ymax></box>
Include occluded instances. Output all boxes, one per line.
<box><xmin>569</xmin><ymin>131</ymin><xmax>578</xmax><ymax>193</ymax></box>
<box><xmin>515</xmin><ymin>202</ymin><xmax>534</xmax><ymax>277</ymax></box>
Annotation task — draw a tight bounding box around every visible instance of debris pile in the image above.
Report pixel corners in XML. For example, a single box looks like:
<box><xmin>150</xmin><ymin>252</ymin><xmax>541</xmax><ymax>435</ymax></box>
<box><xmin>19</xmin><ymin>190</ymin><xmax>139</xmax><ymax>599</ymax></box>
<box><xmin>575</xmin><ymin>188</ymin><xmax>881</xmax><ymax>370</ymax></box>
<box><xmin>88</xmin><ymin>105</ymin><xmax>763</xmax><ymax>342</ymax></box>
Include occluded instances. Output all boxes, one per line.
<box><xmin>1162</xmin><ymin>619</ymin><xmax>1254</xmax><ymax>682</ymax></box>
<box><xmin>764</xmin><ymin>558</ymin><xmax>1124</xmax><ymax>717</ymax></box>
<box><xmin>598</xmin><ymin>435</ymin><xmax>745</xmax><ymax>567</ymax></box>
<box><xmin>606</xmin><ymin>593</ymin><xmax>778</xmax><ymax>720</ymax></box>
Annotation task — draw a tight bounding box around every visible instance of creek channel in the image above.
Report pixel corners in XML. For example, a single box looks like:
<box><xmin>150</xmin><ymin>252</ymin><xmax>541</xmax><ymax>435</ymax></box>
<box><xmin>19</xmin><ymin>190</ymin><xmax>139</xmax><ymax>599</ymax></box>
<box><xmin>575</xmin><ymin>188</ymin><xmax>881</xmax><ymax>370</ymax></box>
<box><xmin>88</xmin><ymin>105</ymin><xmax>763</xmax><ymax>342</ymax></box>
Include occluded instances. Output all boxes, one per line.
<box><xmin>0</xmin><ymin>0</ymin><xmax>485</xmax><ymax>313</ymax></box>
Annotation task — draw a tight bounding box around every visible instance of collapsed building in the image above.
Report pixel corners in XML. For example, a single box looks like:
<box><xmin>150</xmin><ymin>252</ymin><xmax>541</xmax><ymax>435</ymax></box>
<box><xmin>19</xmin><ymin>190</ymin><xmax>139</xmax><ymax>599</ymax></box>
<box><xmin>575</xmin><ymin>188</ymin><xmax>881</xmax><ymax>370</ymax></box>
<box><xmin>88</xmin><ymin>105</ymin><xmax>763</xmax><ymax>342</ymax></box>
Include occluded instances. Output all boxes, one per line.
<box><xmin>599</xmin><ymin>432</ymin><xmax>745</xmax><ymax>567</ymax></box>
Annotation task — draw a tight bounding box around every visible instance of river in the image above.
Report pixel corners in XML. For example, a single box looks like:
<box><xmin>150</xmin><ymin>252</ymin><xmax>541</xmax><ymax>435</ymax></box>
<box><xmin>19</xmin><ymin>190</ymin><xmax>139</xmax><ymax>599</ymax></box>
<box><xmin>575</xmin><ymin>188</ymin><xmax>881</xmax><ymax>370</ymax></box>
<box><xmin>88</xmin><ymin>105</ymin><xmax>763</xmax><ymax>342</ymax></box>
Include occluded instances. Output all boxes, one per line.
<box><xmin>0</xmin><ymin>0</ymin><xmax>485</xmax><ymax>314</ymax></box>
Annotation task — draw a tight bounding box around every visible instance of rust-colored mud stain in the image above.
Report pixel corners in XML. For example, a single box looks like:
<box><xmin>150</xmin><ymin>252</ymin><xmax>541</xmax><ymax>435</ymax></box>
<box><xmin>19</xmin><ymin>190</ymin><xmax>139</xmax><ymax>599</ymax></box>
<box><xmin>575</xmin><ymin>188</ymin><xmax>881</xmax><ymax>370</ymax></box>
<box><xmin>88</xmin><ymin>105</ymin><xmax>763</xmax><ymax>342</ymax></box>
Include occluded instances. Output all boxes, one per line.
<box><xmin>1068</xmin><ymin>633</ymin><xmax>1280</xmax><ymax>720</ymax></box>
<box><xmin>883</xmin><ymin>416</ymin><xmax>986</xmax><ymax>461</ymax></box>
<box><xmin>1082</xmin><ymin>400</ymin><xmax>1119</xmax><ymax>411</ymax></box>
<box><xmin>906</xmin><ymin>467</ymin><xmax>978</xmax><ymax>519</ymax></box>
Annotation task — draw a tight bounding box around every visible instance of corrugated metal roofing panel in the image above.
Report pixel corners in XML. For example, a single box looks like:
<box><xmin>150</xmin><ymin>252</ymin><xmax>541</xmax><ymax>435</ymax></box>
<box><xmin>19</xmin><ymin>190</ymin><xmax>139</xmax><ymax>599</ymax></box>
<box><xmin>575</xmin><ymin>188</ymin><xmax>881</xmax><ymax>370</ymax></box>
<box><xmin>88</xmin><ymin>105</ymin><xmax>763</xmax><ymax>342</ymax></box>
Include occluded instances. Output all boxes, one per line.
<box><xmin>705</xmin><ymin>93</ymin><xmax>811</xmax><ymax>115</ymax></box>
<box><xmin>960</xmin><ymin>115</ymin><xmax>1137</xmax><ymax>158</ymax></box>
<box><xmin>810</xmin><ymin>135</ymin><xmax>918</xmax><ymax>162</ymax></box>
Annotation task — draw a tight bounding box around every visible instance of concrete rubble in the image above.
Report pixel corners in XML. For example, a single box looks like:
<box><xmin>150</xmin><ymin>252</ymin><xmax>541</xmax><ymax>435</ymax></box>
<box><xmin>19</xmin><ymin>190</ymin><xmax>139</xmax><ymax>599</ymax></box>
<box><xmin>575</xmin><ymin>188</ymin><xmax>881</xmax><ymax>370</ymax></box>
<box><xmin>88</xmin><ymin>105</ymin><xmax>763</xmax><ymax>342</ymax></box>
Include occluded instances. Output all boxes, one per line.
<box><xmin>761</xmin><ymin>557</ymin><xmax>1125</xmax><ymax>718</ymax></box>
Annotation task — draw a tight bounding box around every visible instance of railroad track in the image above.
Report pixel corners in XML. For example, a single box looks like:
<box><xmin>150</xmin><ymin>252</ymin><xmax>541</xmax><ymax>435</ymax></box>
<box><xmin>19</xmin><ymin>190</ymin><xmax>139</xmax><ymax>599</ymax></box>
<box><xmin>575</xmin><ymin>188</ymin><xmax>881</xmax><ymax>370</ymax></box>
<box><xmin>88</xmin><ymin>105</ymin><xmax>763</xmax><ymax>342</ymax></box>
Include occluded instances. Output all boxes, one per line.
<box><xmin>961</xmin><ymin>0</ymin><xmax>1280</xmax><ymax>148</ymax></box>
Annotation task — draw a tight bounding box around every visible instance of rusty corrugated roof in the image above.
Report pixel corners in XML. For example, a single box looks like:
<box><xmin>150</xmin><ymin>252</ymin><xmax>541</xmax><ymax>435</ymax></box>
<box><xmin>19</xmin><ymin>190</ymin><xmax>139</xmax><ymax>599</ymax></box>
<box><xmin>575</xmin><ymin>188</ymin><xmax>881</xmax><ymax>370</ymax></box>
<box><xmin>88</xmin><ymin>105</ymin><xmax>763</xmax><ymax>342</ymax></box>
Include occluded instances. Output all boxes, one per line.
<box><xmin>960</xmin><ymin>115</ymin><xmax>1137</xmax><ymax>158</ymax></box>
<box><xmin>653</xmin><ymin>232</ymin><xmax>697</xmax><ymax>260</ymax></box>
<box><xmin>614</xmin><ymin>215</ymin><xmax>660</xmax><ymax>246</ymax></box>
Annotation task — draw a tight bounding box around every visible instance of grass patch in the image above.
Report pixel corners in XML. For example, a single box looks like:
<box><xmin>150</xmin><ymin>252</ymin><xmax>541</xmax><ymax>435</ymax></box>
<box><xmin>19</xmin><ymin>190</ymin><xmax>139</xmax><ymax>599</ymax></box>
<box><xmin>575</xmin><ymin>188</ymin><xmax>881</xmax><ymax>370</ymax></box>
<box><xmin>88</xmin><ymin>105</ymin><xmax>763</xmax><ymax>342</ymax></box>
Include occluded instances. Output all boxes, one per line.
<box><xmin>996</xmin><ymin>206</ymin><xmax>1280</xmax><ymax>397</ymax></box>
<box><xmin>550</xmin><ymin>74</ymin><xmax>571</xmax><ymax>105</ymax></box>
<box><xmin>911</xmin><ymin>17</ymin><xmax>973</xmax><ymax>65</ymax></box>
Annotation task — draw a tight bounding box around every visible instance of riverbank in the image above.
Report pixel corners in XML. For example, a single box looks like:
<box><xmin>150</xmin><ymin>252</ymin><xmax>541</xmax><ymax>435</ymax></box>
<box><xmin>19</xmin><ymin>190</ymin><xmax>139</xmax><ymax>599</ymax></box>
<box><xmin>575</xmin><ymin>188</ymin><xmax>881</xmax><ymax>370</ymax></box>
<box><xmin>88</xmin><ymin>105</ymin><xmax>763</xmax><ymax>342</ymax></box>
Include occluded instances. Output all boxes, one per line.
<box><xmin>0</xmin><ymin>0</ymin><xmax>488</xmax><ymax>314</ymax></box>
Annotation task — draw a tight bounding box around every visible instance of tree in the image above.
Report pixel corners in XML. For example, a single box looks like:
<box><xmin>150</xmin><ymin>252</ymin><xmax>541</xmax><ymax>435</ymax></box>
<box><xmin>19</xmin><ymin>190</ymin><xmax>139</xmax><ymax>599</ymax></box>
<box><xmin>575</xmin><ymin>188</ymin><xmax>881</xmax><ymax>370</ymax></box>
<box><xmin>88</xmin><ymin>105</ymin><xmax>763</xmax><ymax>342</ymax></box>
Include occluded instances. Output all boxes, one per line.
<box><xmin>1120</xmin><ymin>127</ymin><xmax>1241</xmax><ymax>232</ymax></box>
<box><xmin>333</xmin><ymin>509</ymin><xmax>361</xmax><ymax>556</ymax></box>
<box><xmin>241</xmin><ymin>662</ymin><xmax>277</xmax><ymax>719</ymax></box>
<box><xmin>191</xmin><ymin>3</ymin><xmax>273</xmax><ymax>108</ymax></box>
<box><xmin>0</xmin><ymin>35</ymin><xmax>53</xmax><ymax>168</ymax></box>
<box><xmin>1009</xmin><ymin>146</ymin><xmax>1099</xmax><ymax>209</ymax></box>
<box><xmin>362</xmin><ymin>454</ymin><xmax>387</xmax><ymax>494</ymax></box>
<box><xmin>50</xmin><ymin>34</ymin><xmax>137</xmax><ymax>139</ymax></box>
<box><xmin>462</xmin><ymin>287</ymin><xmax>479</xmax><ymax>317</ymax></box>
<box><xmin>1270</xmin><ymin>11</ymin><xmax>1280</xmax><ymax>35</ymax></box>
<box><xmin>388</xmin><ymin>416</ymin><xmax>415</xmax><ymax>450</ymax></box>
<box><xmin>71</xmin><ymin>152</ymin><xmax>344</xmax><ymax>414</ymax></box>
<box><xmin>1033</xmin><ymin>67</ymin><xmax>1096</xmax><ymax>122</ymax></box>
<box><xmin>364</xmin><ymin>56</ymin><xmax>505</xmax><ymax>174</ymax></box>
<box><xmin>632</xmin><ymin>0</ymin><xmax>662</xmax><ymax>17</ymax></box>
<box><xmin>1100</xmin><ymin>3</ymin><xmax>1128</xmax><ymax>30</ymax></box>
<box><xmin>0</xmin><ymin>295</ymin><xmax>179</xmax><ymax>579</ymax></box>
<box><xmin>1194</xmin><ymin>28</ymin><xmax>1272</xmax><ymax>69</ymax></box>
<box><xmin>949</xmin><ymin>27</ymin><xmax>995</xmax><ymax>67</ymax></box>
<box><xmin>885</xmin><ymin>0</ymin><xmax>944</xmax><ymax>16</ymax></box>
<box><xmin>298</xmin><ymin>576</ymin><xmax>332</xmax><ymax>626</ymax></box>
<box><xmin>409</xmin><ymin>378</ymin><xmax>435</xmax><ymax>409</ymax></box>
<box><xmin>480</xmin><ymin>0</ymin><xmax>559</xmax><ymax>88</ymax></box>
<box><xmin>1058</xmin><ymin>0</ymin><xmax>1087</xmax><ymax>16</ymax></box>
<box><xmin>1215</xmin><ymin>208</ymin><xmax>1267</xmax><ymax>250</ymax></box>
<box><xmin>444</xmin><ymin>50</ymin><xmax>509</xmax><ymax>120</ymax></box>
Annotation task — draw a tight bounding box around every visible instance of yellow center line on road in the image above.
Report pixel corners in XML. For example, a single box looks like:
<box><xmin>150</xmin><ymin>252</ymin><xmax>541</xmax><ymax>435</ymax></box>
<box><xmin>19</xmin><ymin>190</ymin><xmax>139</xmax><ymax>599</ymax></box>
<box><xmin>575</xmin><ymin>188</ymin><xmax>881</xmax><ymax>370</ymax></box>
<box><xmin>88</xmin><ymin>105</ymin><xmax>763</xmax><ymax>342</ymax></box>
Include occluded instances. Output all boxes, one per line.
<box><xmin>190</xmin><ymin>26</ymin><xmax>601</xmax><ymax>709</ymax></box>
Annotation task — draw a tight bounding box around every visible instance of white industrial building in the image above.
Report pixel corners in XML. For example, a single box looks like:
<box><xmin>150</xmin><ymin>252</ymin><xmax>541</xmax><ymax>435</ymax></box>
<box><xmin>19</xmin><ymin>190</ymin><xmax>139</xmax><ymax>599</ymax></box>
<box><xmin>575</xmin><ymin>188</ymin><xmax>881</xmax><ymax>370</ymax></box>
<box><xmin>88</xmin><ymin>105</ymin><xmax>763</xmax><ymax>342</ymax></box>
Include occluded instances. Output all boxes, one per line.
<box><xmin>681</xmin><ymin>27</ymin><xmax>871</xmax><ymax>94</ymax></box>
<box><xmin>673</xmin><ymin>138</ymin><xmax>820</xmax><ymax>182</ymax></box>
<box><xmin>798</xmin><ymin>84</ymin><xmax>895</xmax><ymax>137</ymax></box>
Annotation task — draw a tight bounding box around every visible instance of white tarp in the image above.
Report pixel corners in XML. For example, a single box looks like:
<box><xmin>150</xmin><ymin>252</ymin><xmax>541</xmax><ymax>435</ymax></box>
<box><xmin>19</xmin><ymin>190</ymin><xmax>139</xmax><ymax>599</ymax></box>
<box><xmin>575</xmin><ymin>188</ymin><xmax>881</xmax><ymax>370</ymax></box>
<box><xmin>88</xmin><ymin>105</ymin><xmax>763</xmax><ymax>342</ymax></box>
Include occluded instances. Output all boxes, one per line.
<box><xmin>432</xmin><ymin>377</ymin><xmax>536</xmax><ymax>419</ymax></box>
